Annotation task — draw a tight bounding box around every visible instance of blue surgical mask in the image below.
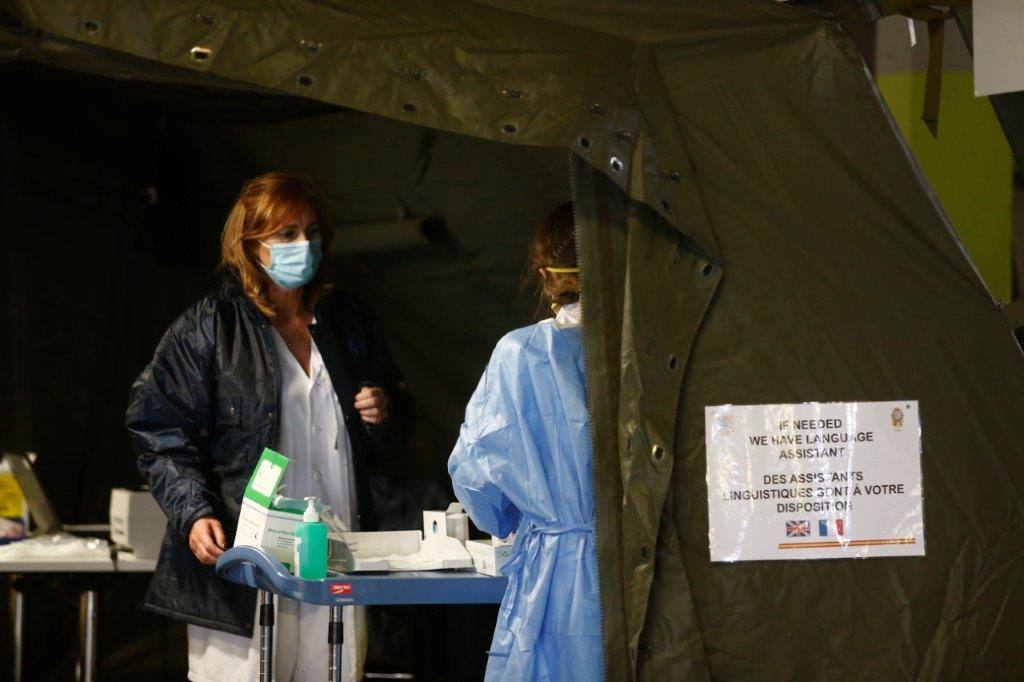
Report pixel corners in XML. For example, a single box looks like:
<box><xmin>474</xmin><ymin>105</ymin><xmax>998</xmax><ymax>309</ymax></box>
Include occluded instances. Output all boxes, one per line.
<box><xmin>260</xmin><ymin>239</ymin><xmax>322</xmax><ymax>290</ymax></box>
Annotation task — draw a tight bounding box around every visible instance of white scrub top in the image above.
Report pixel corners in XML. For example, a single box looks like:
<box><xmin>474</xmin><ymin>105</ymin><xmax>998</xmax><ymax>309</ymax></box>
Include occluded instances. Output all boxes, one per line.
<box><xmin>275</xmin><ymin>325</ymin><xmax>359</xmax><ymax>530</ymax></box>
<box><xmin>187</xmin><ymin>326</ymin><xmax>365</xmax><ymax>682</ymax></box>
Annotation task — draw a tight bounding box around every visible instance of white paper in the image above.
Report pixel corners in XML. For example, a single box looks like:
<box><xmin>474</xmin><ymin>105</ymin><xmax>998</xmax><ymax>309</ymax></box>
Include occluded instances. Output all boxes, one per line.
<box><xmin>974</xmin><ymin>0</ymin><xmax>1024</xmax><ymax>96</ymax></box>
<box><xmin>705</xmin><ymin>401</ymin><xmax>924</xmax><ymax>562</ymax></box>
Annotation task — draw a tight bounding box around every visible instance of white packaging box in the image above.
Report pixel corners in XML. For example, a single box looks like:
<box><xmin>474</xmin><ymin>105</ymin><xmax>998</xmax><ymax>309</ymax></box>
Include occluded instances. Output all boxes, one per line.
<box><xmin>234</xmin><ymin>498</ymin><xmax>303</xmax><ymax>567</ymax></box>
<box><xmin>109</xmin><ymin>488</ymin><xmax>167</xmax><ymax>559</ymax></box>
<box><xmin>466</xmin><ymin>538</ymin><xmax>514</xmax><ymax>577</ymax></box>
<box><xmin>232</xmin><ymin>448</ymin><xmax>303</xmax><ymax>567</ymax></box>
<box><xmin>423</xmin><ymin>502</ymin><xmax>469</xmax><ymax>544</ymax></box>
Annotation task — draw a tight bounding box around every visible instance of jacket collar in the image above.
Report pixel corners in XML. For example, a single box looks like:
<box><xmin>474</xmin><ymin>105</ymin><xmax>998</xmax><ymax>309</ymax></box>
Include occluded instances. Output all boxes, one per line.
<box><xmin>219</xmin><ymin>272</ymin><xmax>245</xmax><ymax>300</ymax></box>
<box><xmin>219</xmin><ymin>272</ymin><xmax>331</xmax><ymax>319</ymax></box>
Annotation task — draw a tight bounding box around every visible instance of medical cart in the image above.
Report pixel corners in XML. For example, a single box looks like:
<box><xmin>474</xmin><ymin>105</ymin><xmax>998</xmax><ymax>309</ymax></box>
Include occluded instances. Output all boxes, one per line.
<box><xmin>215</xmin><ymin>545</ymin><xmax>508</xmax><ymax>681</ymax></box>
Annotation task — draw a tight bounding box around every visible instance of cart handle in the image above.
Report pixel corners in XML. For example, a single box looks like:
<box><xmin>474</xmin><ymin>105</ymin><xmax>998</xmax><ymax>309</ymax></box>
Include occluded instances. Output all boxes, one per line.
<box><xmin>215</xmin><ymin>546</ymin><xmax>295</xmax><ymax>594</ymax></box>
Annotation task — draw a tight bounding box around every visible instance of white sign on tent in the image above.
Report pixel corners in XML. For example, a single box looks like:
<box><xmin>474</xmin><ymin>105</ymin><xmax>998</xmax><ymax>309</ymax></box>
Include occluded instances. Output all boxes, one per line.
<box><xmin>705</xmin><ymin>401</ymin><xmax>925</xmax><ymax>562</ymax></box>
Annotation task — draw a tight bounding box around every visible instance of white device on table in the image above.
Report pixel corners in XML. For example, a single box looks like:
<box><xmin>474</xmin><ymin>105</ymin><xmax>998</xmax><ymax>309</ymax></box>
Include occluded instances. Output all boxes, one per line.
<box><xmin>109</xmin><ymin>488</ymin><xmax>167</xmax><ymax>560</ymax></box>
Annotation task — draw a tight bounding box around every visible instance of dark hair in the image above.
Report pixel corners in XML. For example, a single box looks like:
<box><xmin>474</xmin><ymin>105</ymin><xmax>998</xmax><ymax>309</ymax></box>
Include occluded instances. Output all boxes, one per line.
<box><xmin>528</xmin><ymin>202</ymin><xmax>579</xmax><ymax>309</ymax></box>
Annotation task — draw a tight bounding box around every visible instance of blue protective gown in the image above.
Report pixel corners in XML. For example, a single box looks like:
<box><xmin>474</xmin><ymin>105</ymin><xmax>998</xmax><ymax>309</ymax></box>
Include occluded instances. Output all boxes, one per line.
<box><xmin>448</xmin><ymin>315</ymin><xmax>602</xmax><ymax>681</ymax></box>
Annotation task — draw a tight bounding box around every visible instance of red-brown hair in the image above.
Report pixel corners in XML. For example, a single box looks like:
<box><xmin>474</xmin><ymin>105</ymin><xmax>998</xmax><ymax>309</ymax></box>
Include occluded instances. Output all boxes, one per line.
<box><xmin>528</xmin><ymin>202</ymin><xmax>580</xmax><ymax>309</ymax></box>
<box><xmin>219</xmin><ymin>172</ymin><xmax>334</xmax><ymax>318</ymax></box>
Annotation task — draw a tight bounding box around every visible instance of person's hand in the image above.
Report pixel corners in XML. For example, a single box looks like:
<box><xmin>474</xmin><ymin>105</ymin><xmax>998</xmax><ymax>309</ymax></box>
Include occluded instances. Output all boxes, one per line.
<box><xmin>355</xmin><ymin>385</ymin><xmax>389</xmax><ymax>424</ymax></box>
<box><xmin>189</xmin><ymin>516</ymin><xmax>226</xmax><ymax>565</ymax></box>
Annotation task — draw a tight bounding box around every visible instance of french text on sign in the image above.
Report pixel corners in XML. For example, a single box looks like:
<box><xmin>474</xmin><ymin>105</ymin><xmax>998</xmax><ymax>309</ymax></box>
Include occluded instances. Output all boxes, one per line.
<box><xmin>705</xmin><ymin>401</ymin><xmax>924</xmax><ymax>562</ymax></box>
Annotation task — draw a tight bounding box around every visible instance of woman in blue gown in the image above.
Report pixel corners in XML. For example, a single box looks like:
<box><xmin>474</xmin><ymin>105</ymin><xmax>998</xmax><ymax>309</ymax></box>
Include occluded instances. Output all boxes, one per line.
<box><xmin>448</xmin><ymin>203</ymin><xmax>602</xmax><ymax>681</ymax></box>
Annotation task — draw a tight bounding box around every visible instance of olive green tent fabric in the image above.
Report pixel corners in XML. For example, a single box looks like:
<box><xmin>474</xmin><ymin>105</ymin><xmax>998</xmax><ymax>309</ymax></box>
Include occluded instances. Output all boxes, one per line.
<box><xmin>3</xmin><ymin>1</ymin><xmax>1024</xmax><ymax>680</ymax></box>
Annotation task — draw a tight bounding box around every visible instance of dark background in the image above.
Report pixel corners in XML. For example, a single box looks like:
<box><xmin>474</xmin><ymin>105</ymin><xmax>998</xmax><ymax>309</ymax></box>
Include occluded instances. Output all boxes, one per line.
<box><xmin>0</xmin><ymin>61</ymin><xmax>569</xmax><ymax>680</ymax></box>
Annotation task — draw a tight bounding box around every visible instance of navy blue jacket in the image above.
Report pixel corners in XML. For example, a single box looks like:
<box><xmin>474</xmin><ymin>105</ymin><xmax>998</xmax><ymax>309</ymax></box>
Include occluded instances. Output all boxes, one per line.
<box><xmin>126</xmin><ymin>277</ymin><xmax>412</xmax><ymax>636</ymax></box>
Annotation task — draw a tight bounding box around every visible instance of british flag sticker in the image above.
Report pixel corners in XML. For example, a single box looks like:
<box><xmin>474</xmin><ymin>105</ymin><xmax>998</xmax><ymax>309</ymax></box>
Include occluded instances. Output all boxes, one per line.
<box><xmin>785</xmin><ymin>520</ymin><xmax>810</xmax><ymax>537</ymax></box>
<box><xmin>329</xmin><ymin>583</ymin><xmax>353</xmax><ymax>596</ymax></box>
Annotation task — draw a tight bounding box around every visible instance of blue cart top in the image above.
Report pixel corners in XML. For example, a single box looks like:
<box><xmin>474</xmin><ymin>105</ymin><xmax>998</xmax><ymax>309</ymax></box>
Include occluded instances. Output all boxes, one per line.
<box><xmin>216</xmin><ymin>545</ymin><xmax>507</xmax><ymax>606</ymax></box>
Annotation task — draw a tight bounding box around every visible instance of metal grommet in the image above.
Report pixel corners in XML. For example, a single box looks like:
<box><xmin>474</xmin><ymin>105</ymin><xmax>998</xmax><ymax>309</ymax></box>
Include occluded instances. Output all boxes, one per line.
<box><xmin>651</xmin><ymin>444</ymin><xmax>665</xmax><ymax>462</ymax></box>
<box><xmin>501</xmin><ymin>87</ymin><xmax>523</xmax><ymax>99</ymax></box>
<box><xmin>667</xmin><ymin>169</ymin><xmax>681</xmax><ymax>182</ymax></box>
<box><xmin>584</xmin><ymin>102</ymin><xmax>604</xmax><ymax>115</ymax></box>
<box><xmin>300</xmin><ymin>39</ymin><xmax>322</xmax><ymax>53</ymax></box>
<box><xmin>190</xmin><ymin>46</ymin><xmax>213</xmax><ymax>63</ymax></box>
<box><xmin>81</xmin><ymin>19</ymin><xmax>102</xmax><ymax>34</ymax></box>
<box><xmin>228</xmin><ymin>406</ymin><xmax>236</xmax><ymax>416</ymax></box>
<box><xmin>699</xmin><ymin>262</ymin><xmax>715</xmax><ymax>279</ymax></box>
<box><xmin>402</xmin><ymin>102</ymin><xmax>416</xmax><ymax>113</ymax></box>
<box><xmin>667</xmin><ymin>354</ymin><xmax>678</xmax><ymax>371</ymax></box>
<box><xmin>609</xmin><ymin>157</ymin><xmax>623</xmax><ymax>173</ymax></box>
<box><xmin>578</xmin><ymin>136</ymin><xmax>591</xmax><ymax>150</ymax></box>
<box><xmin>502</xmin><ymin>123</ymin><xmax>517</xmax><ymax>135</ymax></box>
<box><xmin>266</xmin><ymin>411</ymin><xmax>275</xmax><ymax>419</ymax></box>
<box><xmin>297</xmin><ymin>74</ymin><xmax>315</xmax><ymax>87</ymax></box>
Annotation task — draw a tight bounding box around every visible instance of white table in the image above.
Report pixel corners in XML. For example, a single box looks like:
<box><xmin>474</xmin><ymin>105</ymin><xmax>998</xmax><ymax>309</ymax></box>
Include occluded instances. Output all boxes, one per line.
<box><xmin>2</xmin><ymin>545</ymin><xmax>156</xmax><ymax>682</ymax></box>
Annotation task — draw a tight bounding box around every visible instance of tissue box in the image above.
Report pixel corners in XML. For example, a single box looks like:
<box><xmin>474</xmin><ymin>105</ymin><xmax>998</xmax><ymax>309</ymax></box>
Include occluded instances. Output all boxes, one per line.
<box><xmin>233</xmin><ymin>448</ymin><xmax>303</xmax><ymax>567</ymax></box>
<box><xmin>109</xmin><ymin>489</ymin><xmax>167</xmax><ymax>559</ymax></box>
<box><xmin>466</xmin><ymin>538</ymin><xmax>514</xmax><ymax>577</ymax></box>
<box><xmin>423</xmin><ymin>502</ymin><xmax>469</xmax><ymax>544</ymax></box>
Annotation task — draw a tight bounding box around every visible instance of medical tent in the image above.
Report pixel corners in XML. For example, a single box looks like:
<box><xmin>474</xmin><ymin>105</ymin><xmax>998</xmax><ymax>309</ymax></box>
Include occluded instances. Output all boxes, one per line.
<box><xmin>2</xmin><ymin>1</ymin><xmax>1023</xmax><ymax>679</ymax></box>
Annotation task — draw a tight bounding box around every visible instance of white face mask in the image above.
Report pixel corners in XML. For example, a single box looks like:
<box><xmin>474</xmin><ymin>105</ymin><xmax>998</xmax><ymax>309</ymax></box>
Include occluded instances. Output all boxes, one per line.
<box><xmin>260</xmin><ymin>240</ymin><xmax>322</xmax><ymax>289</ymax></box>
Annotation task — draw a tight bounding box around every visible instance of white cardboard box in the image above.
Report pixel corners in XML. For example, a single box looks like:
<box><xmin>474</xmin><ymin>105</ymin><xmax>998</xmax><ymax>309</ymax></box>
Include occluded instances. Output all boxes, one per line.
<box><xmin>234</xmin><ymin>498</ymin><xmax>303</xmax><ymax>566</ymax></box>
<box><xmin>109</xmin><ymin>488</ymin><xmax>167</xmax><ymax>560</ymax></box>
<box><xmin>466</xmin><ymin>538</ymin><xmax>514</xmax><ymax>577</ymax></box>
<box><xmin>232</xmin><ymin>448</ymin><xmax>303</xmax><ymax>567</ymax></box>
<box><xmin>423</xmin><ymin>502</ymin><xmax>469</xmax><ymax>545</ymax></box>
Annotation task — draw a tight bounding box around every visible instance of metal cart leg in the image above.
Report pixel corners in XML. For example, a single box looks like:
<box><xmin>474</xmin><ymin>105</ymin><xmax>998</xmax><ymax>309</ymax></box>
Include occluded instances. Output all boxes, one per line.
<box><xmin>259</xmin><ymin>590</ymin><xmax>275</xmax><ymax>682</ymax></box>
<box><xmin>77</xmin><ymin>589</ymin><xmax>98</xmax><ymax>682</ymax></box>
<box><xmin>10</xmin><ymin>576</ymin><xmax>23</xmax><ymax>682</ymax></box>
<box><xmin>328</xmin><ymin>605</ymin><xmax>343</xmax><ymax>682</ymax></box>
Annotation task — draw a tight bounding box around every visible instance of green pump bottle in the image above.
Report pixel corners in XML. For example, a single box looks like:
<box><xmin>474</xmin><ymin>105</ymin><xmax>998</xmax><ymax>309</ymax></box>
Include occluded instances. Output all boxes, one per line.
<box><xmin>293</xmin><ymin>496</ymin><xmax>328</xmax><ymax>579</ymax></box>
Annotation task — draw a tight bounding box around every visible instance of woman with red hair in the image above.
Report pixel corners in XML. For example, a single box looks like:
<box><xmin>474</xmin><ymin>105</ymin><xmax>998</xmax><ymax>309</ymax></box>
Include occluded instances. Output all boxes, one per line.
<box><xmin>126</xmin><ymin>172</ymin><xmax>413</xmax><ymax>681</ymax></box>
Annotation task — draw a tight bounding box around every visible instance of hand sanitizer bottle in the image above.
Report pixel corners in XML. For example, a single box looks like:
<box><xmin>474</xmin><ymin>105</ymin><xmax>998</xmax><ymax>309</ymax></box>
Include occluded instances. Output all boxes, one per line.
<box><xmin>293</xmin><ymin>496</ymin><xmax>328</xmax><ymax>579</ymax></box>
